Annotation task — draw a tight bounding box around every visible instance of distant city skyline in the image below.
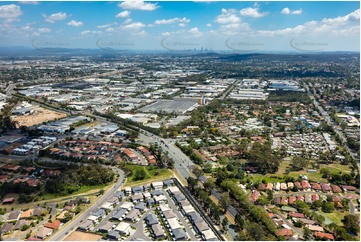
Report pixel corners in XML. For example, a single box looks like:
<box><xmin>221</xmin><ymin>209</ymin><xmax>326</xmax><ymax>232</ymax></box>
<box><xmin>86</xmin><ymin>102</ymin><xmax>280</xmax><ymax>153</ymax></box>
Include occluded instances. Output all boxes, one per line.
<box><xmin>0</xmin><ymin>1</ymin><xmax>359</xmax><ymax>52</ymax></box>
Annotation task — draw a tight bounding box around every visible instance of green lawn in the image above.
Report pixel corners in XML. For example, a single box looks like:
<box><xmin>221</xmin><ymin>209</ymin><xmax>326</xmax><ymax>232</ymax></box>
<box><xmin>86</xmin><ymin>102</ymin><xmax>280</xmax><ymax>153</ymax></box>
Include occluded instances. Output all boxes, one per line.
<box><xmin>37</xmin><ymin>183</ymin><xmax>109</xmax><ymax>200</ymax></box>
<box><xmin>125</xmin><ymin>164</ymin><xmax>171</xmax><ymax>183</ymax></box>
<box><xmin>247</xmin><ymin>160</ymin><xmax>351</xmax><ymax>184</ymax></box>
<box><xmin>317</xmin><ymin>210</ymin><xmax>346</xmax><ymax>226</ymax></box>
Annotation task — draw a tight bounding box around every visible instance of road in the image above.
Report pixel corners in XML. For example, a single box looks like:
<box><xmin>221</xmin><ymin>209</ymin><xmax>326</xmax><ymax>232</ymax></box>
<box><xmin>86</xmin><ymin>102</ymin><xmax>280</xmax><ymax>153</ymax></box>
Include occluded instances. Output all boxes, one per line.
<box><xmin>49</xmin><ymin>169</ymin><xmax>125</xmax><ymax>241</ymax></box>
<box><xmin>349</xmin><ymin>200</ymin><xmax>356</xmax><ymax>215</ymax></box>
<box><xmin>304</xmin><ymin>84</ymin><xmax>357</xmax><ymax>160</ymax></box>
<box><xmin>272</xmin><ymin>208</ymin><xmax>304</xmax><ymax>238</ymax></box>
<box><xmin>220</xmin><ymin>79</ymin><xmax>240</xmax><ymax>100</ymax></box>
<box><xmin>5</xmin><ymin>83</ymin><xmax>16</xmax><ymax>97</ymax></box>
<box><xmin>138</xmin><ymin>131</ymin><xmax>195</xmax><ymax>181</ymax></box>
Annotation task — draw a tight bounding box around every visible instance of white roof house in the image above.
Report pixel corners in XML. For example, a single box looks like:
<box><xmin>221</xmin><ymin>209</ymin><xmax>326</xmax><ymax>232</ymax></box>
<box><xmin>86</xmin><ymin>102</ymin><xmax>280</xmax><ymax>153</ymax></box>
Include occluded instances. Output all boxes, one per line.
<box><xmin>154</xmin><ymin>195</ymin><xmax>167</xmax><ymax>203</ymax></box>
<box><xmin>152</xmin><ymin>181</ymin><xmax>163</xmax><ymax>189</ymax></box>
<box><xmin>120</xmin><ymin>201</ymin><xmax>134</xmax><ymax>211</ymax></box>
<box><xmin>167</xmin><ymin>217</ymin><xmax>182</xmax><ymax>230</ymax></box>
<box><xmin>101</xmin><ymin>202</ymin><xmax>114</xmax><ymax>211</ymax></box>
<box><xmin>115</xmin><ymin>222</ymin><xmax>131</xmax><ymax>235</ymax></box>
<box><xmin>167</xmin><ymin>186</ymin><xmax>180</xmax><ymax>195</ymax></box>
<box><xmin>202</xmin><ymin>229</ymin><xmax>217</xmax><ymax>241</ymax></box>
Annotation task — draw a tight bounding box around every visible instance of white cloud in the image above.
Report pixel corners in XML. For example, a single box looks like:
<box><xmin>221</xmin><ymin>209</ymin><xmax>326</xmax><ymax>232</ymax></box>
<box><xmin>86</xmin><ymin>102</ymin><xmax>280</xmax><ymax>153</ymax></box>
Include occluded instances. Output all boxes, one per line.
<box><xmin>81</xmin><ymin>30</ymin><xmax>101</xmax><ymax>36</ymax></box>
<box><xmin>154</xmin><ymin>17</ymin><xmax>190</xmax><ymax>27</ymax></box>
<box><xmin>97</xmin><ymin>23</ymin><xmax>117</xmax><ymax>29</ymax></box>
<box><xmin>281</xmin><ymin>7</ymin><xmax>302</xmax><ymax>15</ymax></box>
<box><xmin>215</xmin><ymin>9</ymin><xmax>240</xmax><ymax>25</ymax></box>
<box><xmin>0</xmin><ymin>4</ymin><xmax>22</xmax><ymax>22</ymax></box>
<box><xmin>19</xmin><ymin>1</ymin><xmax>39</xmax><ymax>4</ymax></box>
<box><xmin>38</xmin><ymin>27</ymin><xmax>50</xmax><ymax>33</ymax></box>
<box><xmin>43</xmin><ymin>12</ymin><xmax>69</xmax><ymax>23</ymax></box>
<box><xmin>116</xmin><ymin>10</ymin><xmax>130</xmax><ymax>18</ymax></box>
<box><xmin>292</xmin><ymin>9</ymin><xmax>303</xmax><ymax>15</ymax></box>
<box><xmin>206</xmin><ymin>23</ymin><xmax>212</xmax><ymax>27</ymax></box>
<box><xmin>214</xmin><ymin>8</ymin><xmax>250</xmax><ymax>34</ymax></box>
<box><xmin>123</xmin><ymin>18</ymin><xmax>133</xmax><ymax>24</ymax></box>
<box><xmin>118</xmin><ymin>0</ymin><xmax>158</xmax><ymax>11</ymax></box>
<box><xmin>240</xmin><ymin>7</ymin><xmax>267</xmax><ymax>18</ymax></box>
<box><xmin>260</xmin><ymin>9</ymin><xmax>360</xmax><ymax>36</ymax></box>
<box><xmin>67</xmin><ymin>20</ymin><xmax>83</xmax><ymax>27</ymax></box>
<box><xmin>122</xmin><ymin>21</ymin><xmax>145</xmax><ymax>30</ymax></box>
<box><xmin>188</xmin><ymin>27</ymin><xmax>202</xmax><ymax>37</ymax></box>
<box><xmin>97</xmin><ymin>24</ymin><xmax>110</xmax><ymax>29</ymax></box>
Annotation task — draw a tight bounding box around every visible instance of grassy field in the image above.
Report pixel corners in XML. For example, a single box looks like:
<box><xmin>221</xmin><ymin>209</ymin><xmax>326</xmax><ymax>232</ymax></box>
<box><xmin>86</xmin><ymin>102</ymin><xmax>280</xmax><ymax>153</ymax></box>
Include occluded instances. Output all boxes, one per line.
<box><xmin>38</xmin><ymin>183</ymin><xmax>109</xmax><ymax>200</ymax></box>
<box><xmin>317</xmin><ymin>210</ymin><xmax>346</xmax><ymax>226</ymax></box>
<box><xmin>247</xmin><ymin>159</ymin><xmax>352</xmax><ymax>183</ymax></box>
<box><xmin>124</xmin><ymin>164</ymin><xmax>172</xmax><ymax>187</ymax></box>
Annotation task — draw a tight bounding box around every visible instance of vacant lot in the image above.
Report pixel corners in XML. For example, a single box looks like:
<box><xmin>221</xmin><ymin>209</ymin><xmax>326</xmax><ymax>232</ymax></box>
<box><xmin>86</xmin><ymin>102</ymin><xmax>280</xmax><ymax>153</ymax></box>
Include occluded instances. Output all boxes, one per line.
<box><xmin>64</xmin><ymin>231</ymin><xmax>102</xmax><ymax>241</ymax></box>
<box><xmin>12</xmin><ymin>106</ymin><xmax>67</xmax><ymax>127</ymax></box>
<box><xmin>124</xmin><ymin>164</ymin><xmax>172</xmax><ymax>186</ymax></box>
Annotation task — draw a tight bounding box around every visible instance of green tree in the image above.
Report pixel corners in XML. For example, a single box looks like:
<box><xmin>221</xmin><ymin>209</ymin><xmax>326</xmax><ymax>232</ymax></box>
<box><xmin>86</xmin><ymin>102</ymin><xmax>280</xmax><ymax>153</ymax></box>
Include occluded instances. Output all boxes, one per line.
<box><xmin>303</xmin><ymin>227</ymin><xmax>313</xmax><ymax>240</ymax></box>
<box><xmin>342</xmin><ymin>214</ymin><xmax>360</xmax><ymax>234</ymax></box>
<box><xmin>322</xmin><ymin>202</ymin><xmax>335</xmax><ymax>213</ymax></box>
<box><xmin>292</xmin><ymin>156</ymin><xmax>310</xmax><ymax>170</ymax></box>
<box><xmin>219</xmin><ymin>192</ymin><xmax>231</xmax><ymax>212</ymax></box>
<box><xmin>134</xmin><ymin>169</ymin><xmax>146</xmax><ymax>181</ymax></box>
<box><xmin>222</xmin><ymin>217</ymin><xmax>229</xmax><ymax>232</ymax></box>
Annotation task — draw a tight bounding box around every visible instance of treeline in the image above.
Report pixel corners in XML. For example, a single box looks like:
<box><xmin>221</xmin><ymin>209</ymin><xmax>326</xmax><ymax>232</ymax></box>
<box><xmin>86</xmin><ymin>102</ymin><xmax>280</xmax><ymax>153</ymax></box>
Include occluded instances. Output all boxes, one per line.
<box><xmin>0</xmin><ymin>98</ymin><xmax>18</xmax><ymax>134</ymax></box>
<box><xmin>220</xmin><ymin>180</ymin><xmax>278</xmax><ymax>240</ymax></box>
<box><xmin>176</xmin><ymin>143</ymin><xmax>203</xmax><ymax>165</ymax></box>
<box><xmin>45</xmin><ymin>164</ymin><xmax>115</xmax><ymax>196</ymax></box>
<box><xmin>268</xmin><ymin>91</ymin><xmax>311</xmax><ymax>103</ymax></box>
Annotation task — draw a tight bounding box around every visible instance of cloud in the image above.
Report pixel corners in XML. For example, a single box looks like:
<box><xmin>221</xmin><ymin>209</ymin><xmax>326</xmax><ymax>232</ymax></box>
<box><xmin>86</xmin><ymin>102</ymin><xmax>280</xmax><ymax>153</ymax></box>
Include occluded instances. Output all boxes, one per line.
<box><xmin>67</xmin><ymin>20</ymin><xmax>83</xmax><ymax>27</ymax></box>
<box><xmin>98</xmin><ymin>24</ymin><xmax>111</xmax><ymax>29</ymax></box>
<box><xmin>215</xmin><ymin>9</ymin><xmax>240</xmax><ymax>24</ymax></box>
<box><xmin>281</xmin><ymin>7</ymin><xmax>302</xmax><ymax>15</ymax></box>
<box><xmin>188</xmin><ymin>27</ymin><xmax>202</xmax><ymax>37</ymax></box>
<box><xmin>43</xmin><ymin>12</ymin><xmax>69</xmax><ymax>23</ymax></box>
<box><xmin>0</xmin><ymin>4</ymin><xmax>22</xmax><ymax>22</ymax></box>
<box><xmin>206</xmin><ymin>23</ymin><xmax>212</xmax><ymax>27</ymax></box>
<box><xmin>240</xmin><ymin>7</ymin><xmax>267</xmax><ymax>18</ymax></box>
<box><xmin>122</xmin><ymin>21</ymin><xmax>145</xmax><ymax>30</ymax></box>
<box><xmin>259</xmin><ymin>9</ymin><xmax>360</xmax><ymax>36</ymax></box>
<box><xmin>18</xmin><ymin>1</ymin><xmax>39</xmax><ymax>4</ymax></box>
<box><xmin>38</xmin><ymin>27</ymin><xmax>50</xmax><ymax>33</ymax></box>
<box><xmin>118</xmin><ymin>0</ymin><xmax>158</xmax><ymax>11</ymax></box>
<box><xmin>214</xmin><ymin>8</ymin><xmax>250</xmax><ymax>34</ymax></box>
<box><xmin>81</xmin><ymin>30</ymin><xmax>101</xmax><ymax>36</ymax></box>
<box><xmin>154</xmin><ymin>17</ymin><xmax>190</xmax><ymax>27</ymax></box>
<box><xmin>116</xmin><ymin>10</ymin><xmax>130</xmax><ymax>18</ymax></box>
<box><xmin>123</xmin><ymin>18</ymin><xmax>132</xmax><ymax>24</ymax></box>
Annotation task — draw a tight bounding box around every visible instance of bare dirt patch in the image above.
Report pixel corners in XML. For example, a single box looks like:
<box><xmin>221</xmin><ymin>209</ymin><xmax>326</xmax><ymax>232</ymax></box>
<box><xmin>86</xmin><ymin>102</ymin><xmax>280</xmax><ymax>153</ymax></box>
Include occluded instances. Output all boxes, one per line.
<box><xmin>64</xmin><ymin>231</ymin><xmax>102</xmax><ymax>241</ymax></box>
<box><xmin>12</xmin><ymin>106</ymin><xmax>67</xmax><ymax>127</ymax></box>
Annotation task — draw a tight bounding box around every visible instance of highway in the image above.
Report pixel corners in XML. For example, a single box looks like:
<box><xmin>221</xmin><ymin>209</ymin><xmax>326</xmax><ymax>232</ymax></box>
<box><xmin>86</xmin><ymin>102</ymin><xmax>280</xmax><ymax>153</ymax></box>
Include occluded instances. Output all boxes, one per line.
<box><xmin>138</xmin><ymin>131</ymin><xmax>196</xmax><ymax>181</ymax></box>
<box><xmin>49</xmin><ymin>169</ymin><xmax>125</xmax><ymax>241</ymax></box>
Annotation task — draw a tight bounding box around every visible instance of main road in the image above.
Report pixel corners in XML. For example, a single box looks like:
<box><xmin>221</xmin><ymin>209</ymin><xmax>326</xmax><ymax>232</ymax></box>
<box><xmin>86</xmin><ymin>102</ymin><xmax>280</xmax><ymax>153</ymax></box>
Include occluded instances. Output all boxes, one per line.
<box><xmin>138</xmin><ymin>131</ymin><xmax>196</xmax><ymax>181</ymax></box>
<box><xmin>49</xmin><ymin>168</ymin><xmax>125</xmax><ymax>241</ymax></box>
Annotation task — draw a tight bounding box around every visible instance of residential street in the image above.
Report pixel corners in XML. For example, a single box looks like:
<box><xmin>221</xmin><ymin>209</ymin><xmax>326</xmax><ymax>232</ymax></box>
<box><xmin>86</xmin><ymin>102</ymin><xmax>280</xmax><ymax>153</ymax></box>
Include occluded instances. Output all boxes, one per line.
<box><xmin>49</xmin><ymin>169</ymin><xmax>125</xmax><ymax>241</ymax></box>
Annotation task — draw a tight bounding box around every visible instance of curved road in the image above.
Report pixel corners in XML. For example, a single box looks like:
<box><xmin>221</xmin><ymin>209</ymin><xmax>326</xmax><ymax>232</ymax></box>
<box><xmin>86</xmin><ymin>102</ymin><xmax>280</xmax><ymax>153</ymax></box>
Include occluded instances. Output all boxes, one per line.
<box><xmin>49</xmin><ymin>169</ymin><xmax>125</xmax><ymax>241</ymax></box>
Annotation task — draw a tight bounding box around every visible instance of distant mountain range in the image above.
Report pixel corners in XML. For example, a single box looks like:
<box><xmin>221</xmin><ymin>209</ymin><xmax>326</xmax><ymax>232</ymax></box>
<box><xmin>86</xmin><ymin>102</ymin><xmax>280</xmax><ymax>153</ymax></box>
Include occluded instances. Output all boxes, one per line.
<box><xmin>0</xmin><ymin>46</ymin><xmax>358</xmax><ymax>58</ymax></box>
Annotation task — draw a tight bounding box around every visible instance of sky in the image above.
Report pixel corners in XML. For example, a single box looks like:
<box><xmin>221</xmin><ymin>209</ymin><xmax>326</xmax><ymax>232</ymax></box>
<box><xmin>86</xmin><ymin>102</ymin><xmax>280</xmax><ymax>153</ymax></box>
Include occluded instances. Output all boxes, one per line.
<box><xmin>0</xmin><ymin>1</ymin><xmax>359</xmax><ymax>52</ymax></box>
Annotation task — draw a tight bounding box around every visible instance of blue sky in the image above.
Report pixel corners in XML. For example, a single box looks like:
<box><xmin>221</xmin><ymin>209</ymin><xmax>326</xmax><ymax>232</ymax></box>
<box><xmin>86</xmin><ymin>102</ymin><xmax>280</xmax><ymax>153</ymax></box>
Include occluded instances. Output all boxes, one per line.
<box><xmin>0</xmin><ymin>1</ymin><xmax>359</xmax><ymax>51</ymax></box>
